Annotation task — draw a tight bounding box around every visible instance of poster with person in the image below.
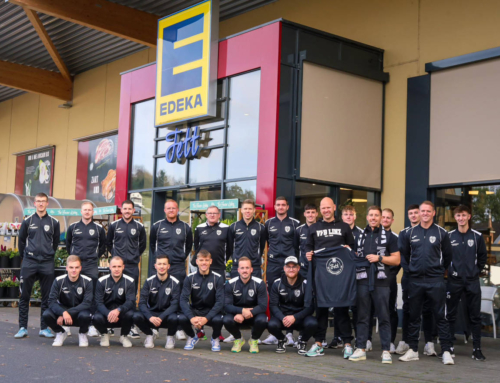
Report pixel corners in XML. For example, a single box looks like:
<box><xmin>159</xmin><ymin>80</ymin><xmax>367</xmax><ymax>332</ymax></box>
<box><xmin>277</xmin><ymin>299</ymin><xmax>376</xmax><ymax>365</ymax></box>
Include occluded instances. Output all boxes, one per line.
<box><xmin>85</xmin><ymin>135</ymin><xmax>118</xmax><ymax>203</ymax></box>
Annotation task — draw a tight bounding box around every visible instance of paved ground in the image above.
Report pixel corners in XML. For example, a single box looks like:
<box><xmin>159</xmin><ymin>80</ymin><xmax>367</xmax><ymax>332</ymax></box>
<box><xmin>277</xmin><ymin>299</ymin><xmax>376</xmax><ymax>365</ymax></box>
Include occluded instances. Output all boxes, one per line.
<box><xmin>1</xmin><ymin>307</ymin><xmax>499</xmax><ymax>383</ymax></box>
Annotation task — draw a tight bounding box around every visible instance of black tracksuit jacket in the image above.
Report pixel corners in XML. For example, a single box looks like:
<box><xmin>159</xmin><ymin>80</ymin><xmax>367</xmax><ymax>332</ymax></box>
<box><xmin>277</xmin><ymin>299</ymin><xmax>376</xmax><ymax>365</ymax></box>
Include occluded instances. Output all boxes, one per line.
<box><xmin>191</xmin><ymin>222</ymin><xmax>232</xmax><ymax>272</ymax></box>
<box><xmin>228</xmin><ymin>219</ymin><xmax>266</xmax><ymax>269</ymax></box>
<box><xmin>19</xmin><ymin>213</ymin><xmax>60</xmax><ymax>261</ymax></box>
<box><xmin>180</xmin><ymin>270</ymin><xmax>225</xmax><ymax>320</ymax></box>
<box><xmin>264</xmin><ymin>216</ymin><xmax>300</xmax><ymax>266</ymax></box>
<box><xmin>95</xmin><ymin>274</ymin><xmax>136</xmax><ymax>316</ymax></box>
<box><xmin>448</xmin><ymin>228</ymin><xmax>487</xmax><ymax>281</ymax></box>
<box><xmin>66</xmin><ymin>220</ymin><xmax>107</xmax><ymax>264</ymax></box>
<box><xmin>352</xmin><ymin>225</ymin><xmax>363</xmax><ymax>244</ymax></box>
<box><xmin>269</xmin><ymin>274</ymin><xmax>313</xmax><ymax>321</ymax></box>
<box><xmin>139</xmin><ymin>274</ymin><xmax>180</xmax><ymax>320</ymax></box>
<box><xmin>107</xmin><ymin>218</ymin><xmax>147</xmax><ymax>265</ymax></box>
<box><xmin>150</xmin><ymin>218</ymin><xmax>192</xmax><ymax>266</ymax></box>
<box><xmin>224</xmin><ymin>276</ymin><xmax>268</xmax><ymax>315</ymax></box>
<box><xmin>305</xmin><ymin>219</ymin><xmax>355</xmax><ymax>252</ymax></box>
<box><xmin>48</xmin><ymin>274</ymin><xmax>93</xmax><ymax>316</ymax></box>
<box><xmin>296</xmin><ymin>223</ymin><xmax>311</xmax><ymax>275</ymax></box>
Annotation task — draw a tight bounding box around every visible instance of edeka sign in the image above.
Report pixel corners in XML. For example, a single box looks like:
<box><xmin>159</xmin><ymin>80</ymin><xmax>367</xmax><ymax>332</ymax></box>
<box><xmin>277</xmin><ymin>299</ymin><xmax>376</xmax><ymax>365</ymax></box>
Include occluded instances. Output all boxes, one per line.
<box><xmin>155</xmin><ymin>0</ymin><xmax>219</xmax><ymax>126</ymax></box>
<box><xmin>166</xmin><ymin>126</ymin><xmax>201</xmax><ymax>163</ymax></box>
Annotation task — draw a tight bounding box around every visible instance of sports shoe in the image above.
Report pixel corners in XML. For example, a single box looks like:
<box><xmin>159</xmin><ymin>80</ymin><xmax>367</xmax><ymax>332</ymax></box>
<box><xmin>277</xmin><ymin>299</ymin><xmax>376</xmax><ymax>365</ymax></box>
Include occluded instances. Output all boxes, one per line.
<box><xmin>15</xmin><ymin>327</ymin><xmax>28</xmax><ymax>339</ymax></box>
<box><xmin>390</xmin><ymin>343</ymin><xmax>396</xmax><ymax>353</ymax></box>
<box><xmin>144</xmin><ymin>335</ymin><xmax>155</xmax><ymax>348</ymax></box>
<box><xmin>87</xmin><ymin>325</ymin><xmax>99</xmax><ymax>337</ymax></box>
<box><xmin>438</xmin><ymin>349</ymin><xmax>455</xmax><ymax>358</ymax></box>
<box><xmin>321</xmin><ymin>339</ymin><xmax>328</xmax><ymax>348</ymax></box>
<box><xmin>297</xmin><ymin>341</ymin><xmax>307</xmax><ymax>355</ymax></box>
<box><xmin>442</xmin><ymin>351</ymin><xmax>454</xmax><ymax>365</ymax></box>
<box><xmin>231</xmin><ymin>338</ymin><xmax>245</xmax><ymax>353</ymax></box>
<box><xmin>276</xmin><ymin>339</ymin><xmax>286</xmax><ymax>353</ymax></box>
<box><xmin>176</xmin><ymin>330</ymin><xmax>187</xmax><ymax>340</ymax></box>
<box><xmin>184</xmin><ymin>336</ymin><xmax>199</xmax><ymax>350</ymax></box>
<box><xmin>211</xmin><ymin>338</ymin><xmax>221</xmax><ymax>352</ymax></box>
<box><xmin>79</xmin><ymin>333</ymin><xmax>89</xmax><ymax>347</ymax></box>
<box><xmin>262</xmin><ymin>334</ymin><xmax>278</xmax><ymax>345</ymax></box>
<box><xmin>328</xmin><ymin>337</ymin><xmax>343</xmax><ymax>349</ymax></box>
<box><xmin>285</xmin><ymin>333</ymin><xmax>295</xmax><ymax>346</ymax></box>
<box><xmin>249</xmin><ymin>339</ymin><xmax>259</xmax><ymax>353</ymax></box>
<box><xmin>399</xmin><ymin>349</ymin><xmax>419</xmax><ymax>362</ymax></box>
<box><xmin>349</xmin><ymin>348</ymin><xmax>366</xmax><ymax>362</ymax></box>
<box><xmin>424</xmin><ymin>342</ymin><xmax>437</xmax><ymax>356</ymax></box>
<box><xmin>472</xmin><ymin>349</ymin><xmax>486</xmax><ymax>361</ymax></box>
<box><xmin>63</xmin><ymin>326</ymin><xmax>71</xmax><ymax>336</ymax></box>
<box><xmin>39</xmin><ymin>328</ymin><xmax>55</xmax><ymax>338</ymax></box>
<box><xmin>218</xmin><ymin>335</ymin><xmax>225</xmax><ymax>342</ymax></box>
<box><xmin>343</xmin><ymin>345</ymin><xmax>354</xmax><ymax>359</ymax></box>
<box><xmin>165</xmin><ymin>335</ymin><xmax>175</xmax><ymax>349</ymax></box>
<box><xmin>128</xmin><ymin>327</ymin><xmax>140</xmax><ymax>339</ymax></box>
<box><xmin>305</xmin><ymin>343</ymin><xmax>324</xmax><ymax>357</ymax></box>
<box><xmin>52</xmin><ymin>332</ymin><xmax>68</xmax><ymax>347</ymax></box>
<box><xmin>107</xmin><ymin>328</ymin><xmax>115</xmax><ymax>337</ymax></box>
<box><xmin>293</xmin><ymin>334</ymin><xmax>302</xmax><ymax>348</ymax></box>
<box><xmin>382</xmin><ymin>351</ymin><xmax>392</xmax><ymax>364</ymax></box>
<box><xmin>100</xmin><ymin>334</ymin><xmax>110</xmax><ymax>347</ymax></box>
<box><xmin>223</xmin><ymin>334</ymin><xmax>235</xmax><ymax>343</ymax></box>
<box><xmin>120</xmin><ymin>335</ymin><xmax>133</xmax><ymax>348</ymax></box>
<box><xmin>366</xmin><ymin>340</ymin><xmax>373</xmax><ymax>351</ymax></box>
<box><xmin>395</xmin><ymin>341</ymin><xmax>409</xmax><ymax>355</ymax></box>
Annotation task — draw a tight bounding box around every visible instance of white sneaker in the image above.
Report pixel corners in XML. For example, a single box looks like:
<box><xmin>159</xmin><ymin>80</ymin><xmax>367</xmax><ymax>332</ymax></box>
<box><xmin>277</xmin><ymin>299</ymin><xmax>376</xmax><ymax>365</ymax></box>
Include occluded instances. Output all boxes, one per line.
<box><xmin>100</xmin><ymin>334</ymin><xmax>110</xmax><ymax>347</ymax></box>
<box><xmin>62</xmin><ymin>326</ymin><xmax>71</xmax><ymax>336</ymax></box>
<box><xmin>395</xmin><ymin>341</ymin><xmax>409</xmax><ymax>355</ymax></box>
<box><xmin>382</xmin><ymin>351</ymin><xmax>392</xmax><ymax>364</ymax></box>
<box><xmin>442</xmin><ymin>351</ymin><xmax>455</xmax><ymax>365</ymax></box>
<box><xmin>87</xmin><ymin>325</ymin><xmax>99</xmax><ymax>337</ymax></box>
<box><xmin>120</xmin><ymin>335</ymin><xmax>132</xmax><ymax>348</ymax></box>
<box><xmin>52</xmin><ymin>332</ymin><xmax>68</xmax><ymax>347</ymax></box>
<box><xmin>144</xmin><ymin>335</ymin><xmax>155</xmax><ymax>349</ymax></box>
<box><xmin>424</xmin><ymin>342</ymin><xmax>437</xmax><ymax>356</ymax></box>
<box><xmin>223</xmin><ymin>334</ymin><xmax>235</xmax><ymax>343</ymax></box>
<box><xmin>166</xmin><ymin>335</ymin><xmax>175</xmax><ymax>349</ymax></box>
<box><xmin>399</xmin><ymin>349</ymin><xmax>419</xmax><ymax>362</ymax></box>
<box><xmin>349</xmin><ymin>348</ymin><xmax>367</xmax><ymax>362</ymax></box>
<box><xmin>79</xmin><ymin>333</ymin><xmax>89</xmax><ymax>347</ymax></box>
<box><xmin>366</xmin><ymin>340</ymin><xmax>373</xmax><ymax>351</ymax></box>
<box><xmin>390</xmin><ymin>343</ymin><xmax>396</xmax><ymax>353</ymax></box>
<box><xmin>176</xmin><ymin>330</ymin><xmax>187</xmax><ymax>340</ymax></box>
<box><xmin>321</xmin><ymin>339</ymin><xmax>328</xmax><ymax>348</ymax></box>
<box><xmin>285</xmin><ymin>333</ymin><xmax>295</xmax><ymax>346</ymax></box>
<box><xmin>262</xmin><ymin>334</ymin><xmax>278</xmax><ymax>345</ymax></box>
<box><xmin>152</xmin><ymin>329</ymin><xmax>159</xmax><ymax>337</ymax></box>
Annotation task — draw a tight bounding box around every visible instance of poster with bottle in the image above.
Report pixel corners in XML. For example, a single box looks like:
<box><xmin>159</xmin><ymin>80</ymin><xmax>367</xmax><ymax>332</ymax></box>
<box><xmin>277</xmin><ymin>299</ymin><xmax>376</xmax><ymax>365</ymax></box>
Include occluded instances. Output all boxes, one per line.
<box><xmin>85</xmin><ymin>135</ymin><xmax>118</xmax><ymax>203</ymax></box>
<box><xmin>22</xmin><ymin>148</ymin><xmax>54</xmax><ymax>196</ymax></box>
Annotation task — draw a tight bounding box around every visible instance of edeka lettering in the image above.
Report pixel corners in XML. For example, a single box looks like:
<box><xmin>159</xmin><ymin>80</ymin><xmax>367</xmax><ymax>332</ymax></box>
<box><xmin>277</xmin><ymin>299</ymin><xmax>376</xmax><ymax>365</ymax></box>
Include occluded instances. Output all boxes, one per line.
<box><xmin>165</xmin><ymin>126</ymin><xmax>201</xmax><ymax>163</ymax></box>
<box><xmin>159</xmin><ymin>94</ymin><xmax>203</xmax><ymax>116</ymax></box>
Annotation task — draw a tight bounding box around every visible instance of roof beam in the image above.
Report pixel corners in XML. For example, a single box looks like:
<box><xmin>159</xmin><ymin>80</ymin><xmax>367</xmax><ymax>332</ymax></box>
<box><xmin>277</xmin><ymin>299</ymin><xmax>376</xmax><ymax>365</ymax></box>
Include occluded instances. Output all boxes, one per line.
<box><xmin>0</xmin><ymin>60</ymin><xmax>72</xmax><ymax>101</ymax></box>
<box><xmin>10</xmin><ymin>0</ymin><xmax>158</xmax><ymax>48</ymax></box>
<box><xmin>23</xmin><ymin>8</ymin><xmax>72</xmax><ymax>83</ymax></box>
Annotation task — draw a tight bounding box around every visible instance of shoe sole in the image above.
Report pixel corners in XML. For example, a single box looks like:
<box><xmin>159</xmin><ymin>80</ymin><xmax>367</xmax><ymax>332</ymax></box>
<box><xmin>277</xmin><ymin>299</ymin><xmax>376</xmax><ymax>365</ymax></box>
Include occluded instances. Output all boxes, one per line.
<box><xmin>211</xmin><ymin>348</ymin><xmax>221</xmax><ymax>352</ymax></box>
<box><xmin>100</xmin><ymin>343</ymin><xmax>110</xmax><ymax>347</ymax></box>
<box><xmin>249</xmin><ymin>351</ymin><xmax>259</xmax><ymax>354</ymax></box>
<box><xmin>399</xmin><ymin>357</ymin><xmax>419</xmax><ymax>361</ymax></box>
<box><xmin>306</xmin><ymin>353</ymin><xmax>324</xmax><ymax>357</ymax></box>
<box><xmin>79</xmin><ymin>344</ymin><xmax>89</xmax><ymax>347</ymax></box>
<box><xmin>52</xmin><ymin>344</ymin><xmax>63</xmax><ymax>347</ymax></box>
<box><xmin>145</xmin><ymin>345</ymin><xmax>154</xmax><ymax>348</ymax></box>
<box><xmin>349</xmin><ymin>357</ymin><xmax>366</xmax><ymax>362</ymax></box>
<box><xmin>231</xmin><ymin>349</ymin><xmax>242</xmax><ymax>353</ymax></box>
<box><xmin>443</xmin><ymin>361</ymin><xmax>455</xmax><ymax>365</ymax></box>
<box><xmin>424</xmin><ymin>352</ymin><xmax>437</xmax><ymax>356</ymax></box>
<box><xmin>275</xmin><ymin>350</ymin><xmax>286</xmax><ymax>354</ymax></box>
<box><xmin>382</xmin><ymin>360</ymin><xmax>392</xmax><ymax>364</ymax></box>
<box><xmin>165</xmin><ymin>345</ymin><xmax>174</xmax><ymax>349</ymax></box>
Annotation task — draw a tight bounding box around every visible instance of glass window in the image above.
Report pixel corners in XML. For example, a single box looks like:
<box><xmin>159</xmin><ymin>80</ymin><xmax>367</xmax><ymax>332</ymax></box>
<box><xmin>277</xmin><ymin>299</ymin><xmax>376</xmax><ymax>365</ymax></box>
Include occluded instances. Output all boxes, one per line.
<box><xmin>223</xmin><ymin>180</ymin><xmax>256</xmax><ymax>222</ymax></box>
<box><xmin>157</xmin><ymin>139</ymin><xmax>168</xmax><ymax>155</ymax></box>
<box><xmin>155</xmin><ymin>158</ymin><xmax>186</xmax><ymax>187</ymax></box>
<box><xmin>294</xmin><ymin>182</ymin><xmax>333</xmax><ymax>224</ymax></box>
<box><xmin>188</xmin><ymin>148</ymin><xmax>223</xmax><ymax>184</ymax></box>
<box><xmin>338</xmin><ymin>188</ymin><xmax>377</xmax><ymax>228</ymax></box>
<box><xmin>200</xmin><ymin>128</ymin><xmax>224</xmax><ymax>147</ymax></box>
<box><xmin>128</xmin><ymin>191</ymin><xmax>152</xmax><ymax>286</ymax></box>
<box><xmin>226</xmin><ymin>71</ymin><xmax>261</xmax><ymax>179</ymax></box>
<box><xmin>130</xmin><ymin>100</ymin><xmax>155</xmax><ymax>190</ymax></box>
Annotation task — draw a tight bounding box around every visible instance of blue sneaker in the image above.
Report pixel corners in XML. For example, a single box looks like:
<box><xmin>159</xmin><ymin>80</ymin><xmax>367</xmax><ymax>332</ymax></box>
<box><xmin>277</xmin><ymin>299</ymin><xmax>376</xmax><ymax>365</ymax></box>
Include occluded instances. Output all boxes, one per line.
<box><xmin>39</xmin><ymin>328</ymin><xmax>55</xmax><ymax>338</ymax></box>
<box><xmin>211</xmin><ymin>338</ymin><xmax>221</xmax><ymax>352</ymax></box>
<box><xmin>15</xmin><ymin>327</ymin><xmax>28</xmax><ymax>338</ymax></box>
<box><xmin>184</xmin><ymin>336</ymin><xmax>199</xmax><ymax>350</ymax></box>
<box><xmin>343</xmin><ymin>345</ymin><xmax>354</xmax><ymax>359</ymax></box>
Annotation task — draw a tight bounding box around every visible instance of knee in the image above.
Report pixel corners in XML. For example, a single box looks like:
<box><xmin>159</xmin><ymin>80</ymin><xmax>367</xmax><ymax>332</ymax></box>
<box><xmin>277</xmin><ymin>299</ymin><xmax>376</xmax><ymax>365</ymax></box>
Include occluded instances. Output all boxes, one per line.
<box><xmin>42</xmin><ymin>308</ymin><xmax>54</xmax><ymax>321</ymax></box>
<box><xmin>166</xmin><ymin>313</ymin><xmax>178</xmax><ymax>326</ymax></box>
<box><xmin>254</xmin><ymin>314</ymin><xmax>268</xmax><ymax>328</ymax></box>
<box><xmin>211</xmin><ymin>315</ymin><xmax>223</xmax><ymax>326</ymax></box>
<box><xmin>133</xmin><ymin>312</ymin><xmax>145</xmax><ymax>325</ymax></box>
<box><xmin>78</xmin><ymin>311</ymin><xmax>91</xmax><ymax>323</ymax></box>
<box><xmin>267</xmin><ymin>318</ymin><xmax>281</xmax><ymax>331</ymax></box>
<box><xmin>305</xmin><ymin>316</ymin><xmax>318</xmax><ymax>330</ymax></box>
<box><xmin>93</xmin><ymin>312</ymin><xmax>105</xmax><ymax>324</ymax></box>
<box><xmin>222</xmin><ymin>315</ymin><xmax>234</xmax><ymax>327</ymax></box>
<box><xmin>177</xmin><ymin>314</ymin><xmax>189</xmax><ymax>325</ymax></box>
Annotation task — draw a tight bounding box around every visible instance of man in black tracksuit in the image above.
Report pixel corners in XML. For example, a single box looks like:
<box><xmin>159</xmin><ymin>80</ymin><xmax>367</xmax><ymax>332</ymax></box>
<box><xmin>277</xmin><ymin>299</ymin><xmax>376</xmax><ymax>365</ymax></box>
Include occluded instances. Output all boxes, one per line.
<box><xmin>190</xmin><ymin>205</ymin><xmax>232</xmax><ymax>277</ymax></box>
<box><xmin>223</xmin><ymin>257</ymin><xmax>268</xmax><ymax>353</ymax></box>
<box><xmin>264</xmin><ymin>197</ymin><xmax>300</xmax><ymax>289</ymax></box>
<box><xmin>268</xmin><ymin>256</ymin><xmax>317</xmax><ymax>355</ymax></box>
<box><xmin>93</xmin><ymin>256</ymin><xmax>136</xmax><ymax>347</ymax></box>
<box><xmin>399</xmin><ymin>201</ymin><xmax>454</xmax><ymax>364</ymax></box>
<box><xmin>447</xmin><ymin>205</ymin><xmax>487</xmax><ymax>361</ymax></box>
<box><xmin>295</xmin><ymin>204</ymin><xmax>318</xmax><ymax>279</ymax></box>
<box><xmin>228</xmin><ymin>200</ymin><xmax>266</xmax><ymax>278</ymax></box>
<box><xmin>150</xmin><ymin>199</ymin><xmax>192</xmax><ymax>284</ymax></box>
<box><xmin>305</xmin><ymin>197</ymin><xmax>355</xmax><ymax>358</ymax></box>
<box><xmin>16</xmin><ymin>193</ymin><xmax>60</xmax><ymax>339</ymax></box>
<box><xmin>43</xmin><ymin>255</ymin><xmax>93</xmax><ymax>347</ymax></box>
<box><xmin>179</xmin><ymin>250</ymin><xmax>225</xmax><ymax>351</ymax></box>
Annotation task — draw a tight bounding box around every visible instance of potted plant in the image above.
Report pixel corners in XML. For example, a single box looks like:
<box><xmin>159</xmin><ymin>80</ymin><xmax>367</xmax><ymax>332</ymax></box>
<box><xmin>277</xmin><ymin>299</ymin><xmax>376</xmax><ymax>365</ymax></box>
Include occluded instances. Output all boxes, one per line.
<box><xmin>0</xmin><ymin>247</ymin><xmax>9</xmax><ymax>269</ymax></box>
<box><xmin>9</xmin><ymin>250</ymin><xmax>21</xmax><ymax>268</ymax></box>
<box><xmin>4</xmin><ymin>280</ymin><xmax>20</xmax><ymax>299</ymax></box>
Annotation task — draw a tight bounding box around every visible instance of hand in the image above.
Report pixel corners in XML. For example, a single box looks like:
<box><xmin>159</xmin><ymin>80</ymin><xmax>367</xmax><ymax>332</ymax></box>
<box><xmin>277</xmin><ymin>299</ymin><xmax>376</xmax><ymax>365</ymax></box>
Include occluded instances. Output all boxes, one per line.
<box><xmin>242</xmin><ymin>308</ymin><xmax>253</xmax><ymax>319</ymax></box>
<box><xmin>366</xmin><ymin>254</ymin><xmax>380</xmax><ymax>263</ymax></box>
<box><xmin>62</xmin><ymin>311</ymin><xmax>73</xmax><ymax>325</ymax></box>
<box><xmin>191</xmin><ymin>317</ymin><xmax>201</xmax><ymax>328</ymax></box>
<box><xmin>342</xmin><ymin>245</ymin><xmax>351</xmax><ymax>250</ymax></box>
<box><xmin>108</xmin><ymin>309</ymin><xmax>120</xmax><ymax>323</ymax></box>
<box><xmin>149</xmin><ymin>316</ymin><xmax>162</xmax><ymax>327</ymax></box>
<box><xmin>282</xmin><ymin>315</ymin><xmax>296</xmax><ymax>328</ymax></box>
<box><xmin>198</xmin><ymin>317</ymin><xmax>208</xmax><ymax>327</ymax></box>
<box><xmin>234</xmin><ymin>314</ymin><xmax>245</xmax><ymax>323</ymax></box>
<box><xmin>57</xmin><ymin>316</ymin><xmax>64</xmax><ymax>326</ymax></box>
<box><xmin>306</xmin><ymin>251</ymin><xmax>314</xmax><ymax>262</ymax></box>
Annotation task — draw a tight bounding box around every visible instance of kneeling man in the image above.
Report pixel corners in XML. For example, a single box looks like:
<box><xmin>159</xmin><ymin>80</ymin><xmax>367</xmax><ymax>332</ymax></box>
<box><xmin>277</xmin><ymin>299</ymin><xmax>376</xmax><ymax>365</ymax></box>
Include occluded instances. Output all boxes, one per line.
<box><xmin>94</xmin><ymin>256</ymin><xmax>136</xmax><ymax>347</ymax></box>
<box><xmin>43</xmin><ymin>255</ymin><xmax>93</xmax><ymax>347</ymax></box>
<box><xmin>133</xmin><ymin>254</ymin><xmax>180</xmax><ymax>349</ymax></box>
<box><xmin>179</xmin><ymin>249</ymin><xmax>225</xmax><ymax>352</ymax></box>
<box><xmin>223</xmin><ymin>257</ymin><xmax>268</xmax><ymax>353</ymax></box>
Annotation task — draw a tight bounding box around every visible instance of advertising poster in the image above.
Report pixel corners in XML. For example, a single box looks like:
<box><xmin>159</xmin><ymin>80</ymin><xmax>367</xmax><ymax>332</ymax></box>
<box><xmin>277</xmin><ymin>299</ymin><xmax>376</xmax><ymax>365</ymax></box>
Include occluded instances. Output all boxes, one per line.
<box><xmin>22</xmin><ymin>148</ymin><xmax>54</xmax><ymax>196</ymax></box>
<box><xmin>85</xmin><ymin>135</ymin><xmax>118</xmax><ymax>203</ymax></box>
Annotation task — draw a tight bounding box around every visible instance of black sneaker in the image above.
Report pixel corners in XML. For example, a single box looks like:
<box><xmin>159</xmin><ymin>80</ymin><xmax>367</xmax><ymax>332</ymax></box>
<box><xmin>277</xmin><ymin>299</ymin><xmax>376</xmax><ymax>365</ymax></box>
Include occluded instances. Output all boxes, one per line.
<box><xmin>128</xmin><ymin>329</ymin><xmax>140</xmax><ymax>339</ymax></box>
<box><xmin>297</xmin><ymin>341</ymin><xmax>307</xmax><ymax>355</ymax></box>
<box><xmin>328</xmin><ymin>337</ymin><xmax>343</xmax><ymax>349</ymax></box>
<box><xmin>276</xmin><ymin>339</ymin><xmax>286</xmax><ymax>353</ymax></box>
<box><xmin>472</xmin><ymin>349</ymin><xmax>486</xmax><ymax>361</ymax></box>
<box><xmin>107</xmin><ymin>329</ymin><xmax>115</xmax><ymax>337</ymax></box>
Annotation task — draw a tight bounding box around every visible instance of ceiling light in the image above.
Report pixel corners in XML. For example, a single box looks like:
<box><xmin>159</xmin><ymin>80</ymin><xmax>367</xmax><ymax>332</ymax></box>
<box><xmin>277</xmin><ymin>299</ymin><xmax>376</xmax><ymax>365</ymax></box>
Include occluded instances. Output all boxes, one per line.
<box><xmin>58</xmin><ymin>102</ymin><xmax>73</xmax><ymax>109</ymax></box>
<box><xmin>352</xmin><ymin>198</ymin><xmax>368</xmax><ymax>203</ymax></box>
<box><xmin>340</xmin><ymin>188</ymin><xmax>352</xmax><ymax>191</ymax></box>
<box><xmin>486</xmin><ymin>191</ymin><xmax>494</xmax><ymax>195</ymax></box>
<box><xmin>468</xmin><ymin>190</ymin><xmax>479</xmax><ymax>195</ymax></box>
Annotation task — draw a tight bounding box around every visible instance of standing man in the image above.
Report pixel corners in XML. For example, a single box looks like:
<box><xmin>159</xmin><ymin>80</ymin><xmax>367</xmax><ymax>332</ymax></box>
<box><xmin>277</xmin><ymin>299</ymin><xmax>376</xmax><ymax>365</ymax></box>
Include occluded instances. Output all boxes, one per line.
<box><xmin>191</xmin><ymin>205</ymin><xmax>232</xmax><ymax>277</ymax></box>
<box><xmin>42</xmin><ymin>255</ymin><xmax>93</xmax><ymax>347</ymax></box>
<box><xmin>223</xmin><ymin>257</ymin><xmax>268</xmax><ymax>353</ymax></box>
<box><xmin>342</xmin><ymin>205</ymin><xmax>364</xmax><ymax>243</ymax></box>
<box><xmin>399</xmin><ymin>201</ymin><xmax>455</xmax><ymax>365</ymax></box>
<box><xmin>93</xmin><ymin>256</ymin><xmax>136</xmax><ymax>348</ymax></box>
<box><xmin>66</xmin><ymin>201</ymin><xmax>107</xmax><ymax>337</ymax></box>
<box><xmin>16</xmin><ymin>192</ymin><xmax>60</xmax><ymax>339</ymax></box>
<box><xmin>305</xmin><ymin>197</ymin><xmax>355</xmax><ymax>358</ymax></box>
<box><xmin>446</xmin><ymin>205</ymin><xmax>487</xmax><ymax>361</ymax></box>
<box><xmin>228</xmin><ymin>199</ymin><xmax>266</xmax><ymax>278</ymax></box>
<box><xmin>296</xmin><ymin>204</ymin><xmax>319</xmax><ymax>279</ymax></box>
<box><xmin>179</xmin><ymin>250</ymin><xmax>225</xmax><ymax>352</ymax></box>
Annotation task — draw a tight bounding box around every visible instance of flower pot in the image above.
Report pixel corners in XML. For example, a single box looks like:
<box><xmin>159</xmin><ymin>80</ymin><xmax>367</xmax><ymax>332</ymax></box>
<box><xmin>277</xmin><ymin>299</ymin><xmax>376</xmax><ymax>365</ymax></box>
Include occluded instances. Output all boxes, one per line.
<box><xmin>10</xmin><ymin>256</ymin><xmax>21</xmax><ymax>269</ymax></box>
<box><xmin>0</xmin><ymin>287</ymin><xmax>5</xmax><ymax>298</ymax></box>
<box><xmin>8</xmin><ymin>286</ymin><xmax>19</xmax><ymax>299</ymax></box>
<box><xmin>0</xmin><ymin>256</ymin><xmax>9</xmax><ymax>269</ymax></box>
